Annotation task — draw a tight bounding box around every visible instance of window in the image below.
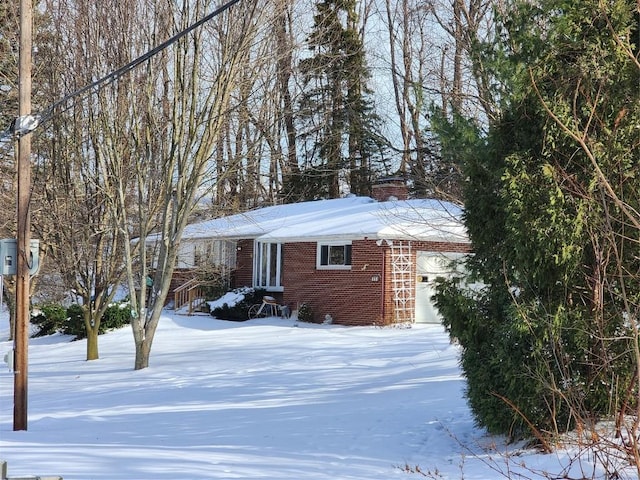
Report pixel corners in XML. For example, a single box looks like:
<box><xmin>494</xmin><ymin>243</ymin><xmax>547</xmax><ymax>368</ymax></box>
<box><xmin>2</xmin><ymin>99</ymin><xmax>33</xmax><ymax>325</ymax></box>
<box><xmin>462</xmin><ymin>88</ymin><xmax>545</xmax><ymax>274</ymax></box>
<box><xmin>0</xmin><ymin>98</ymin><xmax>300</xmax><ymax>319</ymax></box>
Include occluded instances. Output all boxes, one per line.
<box><xmin>193</xmin><ymin>240</ymin><xmax>237</xmax><ymax>269</ymax></box>
<box><xmin>173</xmin><ymin>240</ymin><xmax>237</xmax><ymax>269</ymax></box>
<box><xmin>317</xmin><ymin>242</ymin><xmax>352</xmax><ymax>269</ymax></box>
<box><xmin>254</xmin><ymin>241</ymin><xmax>283</xmax><ymax>290</ymax></box>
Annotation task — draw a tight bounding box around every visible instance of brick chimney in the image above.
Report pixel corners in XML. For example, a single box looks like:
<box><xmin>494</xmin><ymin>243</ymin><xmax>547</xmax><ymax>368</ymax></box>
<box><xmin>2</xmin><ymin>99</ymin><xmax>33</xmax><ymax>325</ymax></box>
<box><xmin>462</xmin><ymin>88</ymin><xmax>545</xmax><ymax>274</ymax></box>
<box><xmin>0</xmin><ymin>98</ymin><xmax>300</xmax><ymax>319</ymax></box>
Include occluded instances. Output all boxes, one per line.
<box><xmin>371</xmin><ymin>176</ymin><xmax>408</xmax><ymax>202</ymax></box>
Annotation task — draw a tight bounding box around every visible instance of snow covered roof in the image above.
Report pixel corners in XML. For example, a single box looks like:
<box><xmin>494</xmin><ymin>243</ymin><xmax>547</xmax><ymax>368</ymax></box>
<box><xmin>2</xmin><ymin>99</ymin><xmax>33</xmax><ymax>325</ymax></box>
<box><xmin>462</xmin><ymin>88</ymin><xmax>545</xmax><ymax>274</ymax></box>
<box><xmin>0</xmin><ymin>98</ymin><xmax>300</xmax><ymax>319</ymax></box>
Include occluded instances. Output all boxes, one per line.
<box><xmin>175</xmin><ymin>196</ymin><xmax>468</xmax><ymax>244</ymax></box>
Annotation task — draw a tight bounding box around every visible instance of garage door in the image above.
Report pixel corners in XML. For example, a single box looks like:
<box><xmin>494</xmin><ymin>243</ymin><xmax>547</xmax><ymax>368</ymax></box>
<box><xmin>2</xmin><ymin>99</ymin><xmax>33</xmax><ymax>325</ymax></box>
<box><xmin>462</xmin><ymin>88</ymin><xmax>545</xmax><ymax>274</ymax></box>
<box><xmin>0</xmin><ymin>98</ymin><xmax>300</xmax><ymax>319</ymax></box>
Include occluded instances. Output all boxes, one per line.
<box><xmin>415</xmin><ymin>252</ymin><xmax>464</xmax><ymax>323</ymax></box>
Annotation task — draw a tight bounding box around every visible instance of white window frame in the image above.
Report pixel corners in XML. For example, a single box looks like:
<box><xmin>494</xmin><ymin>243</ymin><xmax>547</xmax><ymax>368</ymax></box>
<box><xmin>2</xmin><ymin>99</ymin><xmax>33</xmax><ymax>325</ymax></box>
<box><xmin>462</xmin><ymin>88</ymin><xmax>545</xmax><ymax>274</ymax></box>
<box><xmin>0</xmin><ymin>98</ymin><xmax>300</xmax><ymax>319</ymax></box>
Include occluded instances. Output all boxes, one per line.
<box><xmin>253</xmin><ymin>241</ymin><xmax>284</xmax><ymax>291</ymax></box>
<box><xmin>316</xmin><ymin>241</ymin><xmax>352</xmax><ymax>270</ymax></box>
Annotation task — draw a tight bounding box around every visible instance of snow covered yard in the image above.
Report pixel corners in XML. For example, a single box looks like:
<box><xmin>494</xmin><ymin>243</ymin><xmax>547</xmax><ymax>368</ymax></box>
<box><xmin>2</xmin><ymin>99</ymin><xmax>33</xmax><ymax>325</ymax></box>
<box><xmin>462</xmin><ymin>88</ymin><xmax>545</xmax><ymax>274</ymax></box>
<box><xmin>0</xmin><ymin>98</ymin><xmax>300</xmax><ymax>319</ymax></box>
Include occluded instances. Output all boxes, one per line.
<box><xmin>0</xmin><ymin>310</ymin><xmax>634</xmax><ymax>479</ymax></box>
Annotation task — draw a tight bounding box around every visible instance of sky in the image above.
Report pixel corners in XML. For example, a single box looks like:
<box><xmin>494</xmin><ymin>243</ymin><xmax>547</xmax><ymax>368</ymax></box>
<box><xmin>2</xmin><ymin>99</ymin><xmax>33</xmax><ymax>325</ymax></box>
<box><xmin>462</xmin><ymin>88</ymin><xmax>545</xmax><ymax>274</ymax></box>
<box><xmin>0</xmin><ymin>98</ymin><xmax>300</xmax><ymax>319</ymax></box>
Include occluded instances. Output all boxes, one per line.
<box><xmin>0</xmin><ymin>300</ymin><xmax>636</xmax><ymax>480</ymax></box>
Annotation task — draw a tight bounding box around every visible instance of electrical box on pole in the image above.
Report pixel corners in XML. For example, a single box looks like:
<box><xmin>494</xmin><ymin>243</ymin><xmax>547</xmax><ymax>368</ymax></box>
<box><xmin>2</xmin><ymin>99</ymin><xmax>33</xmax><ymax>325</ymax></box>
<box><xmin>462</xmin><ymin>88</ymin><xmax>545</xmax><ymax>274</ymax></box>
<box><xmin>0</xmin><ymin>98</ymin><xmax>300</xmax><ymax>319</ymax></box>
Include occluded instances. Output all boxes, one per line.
<box><xmin>0</xmin><ymin>239</ymin><xmax>40</xmax><ymax>276</ymax></box>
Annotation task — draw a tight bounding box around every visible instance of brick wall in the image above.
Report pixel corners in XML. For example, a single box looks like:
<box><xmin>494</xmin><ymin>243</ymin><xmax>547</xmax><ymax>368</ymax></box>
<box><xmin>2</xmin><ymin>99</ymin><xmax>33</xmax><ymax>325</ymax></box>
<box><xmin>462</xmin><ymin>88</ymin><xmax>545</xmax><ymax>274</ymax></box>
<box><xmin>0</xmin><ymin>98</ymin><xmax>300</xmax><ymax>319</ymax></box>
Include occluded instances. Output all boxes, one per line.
<box><xmin>232</xmin><ymin>239</ymin><xmax>254</xmax><ymax>288</ymax></box>
<box><xmin>281</xmin><ymin>241</ymin><xmax>385</xmax><ymax>326</ymax></box>
<box><xmin>281</xmin><ymin>239</ymin><xmax>471</xmax><ymax>326</ymax></box>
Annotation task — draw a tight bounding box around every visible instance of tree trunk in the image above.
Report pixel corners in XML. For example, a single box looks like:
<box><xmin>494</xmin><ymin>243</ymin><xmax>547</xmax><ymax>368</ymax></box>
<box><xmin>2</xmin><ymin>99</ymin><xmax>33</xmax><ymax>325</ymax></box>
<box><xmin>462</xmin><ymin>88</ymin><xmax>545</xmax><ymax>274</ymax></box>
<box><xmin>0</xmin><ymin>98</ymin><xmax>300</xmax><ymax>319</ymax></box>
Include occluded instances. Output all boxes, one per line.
<box><xmin>275</xmin><ymin>1</ymin><xmax>298</xmax><ymax>178</ymax></box>
<box><xmin>8</xmin><ymin>299</ymin><xmax>15</xmax><ymax>341</ymax></box>
<box><xmin>451</xmin><ymin>0</ymin><xmax>464</xmax><ymax>112</ymax></box>
<box><xmin>86</xmin><ymin>328</ymin><xmax>99</xmax><ymax>361</ymax></box>
<box><xmin>84</xmin><ymin>308</ymin><xmax>100</xmax><ymax>361</ymax></box>
<box><xmin>134</xmin><ymin>339</ymin><xmax>151</xmax><ymax>370</ymax></box>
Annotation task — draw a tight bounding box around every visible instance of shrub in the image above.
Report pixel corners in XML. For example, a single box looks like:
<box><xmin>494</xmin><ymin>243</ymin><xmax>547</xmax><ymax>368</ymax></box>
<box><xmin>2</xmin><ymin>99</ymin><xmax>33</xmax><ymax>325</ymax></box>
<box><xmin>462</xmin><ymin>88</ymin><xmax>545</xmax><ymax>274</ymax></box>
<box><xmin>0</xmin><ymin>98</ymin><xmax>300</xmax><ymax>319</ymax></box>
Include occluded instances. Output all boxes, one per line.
<box><xmin>211</xmin><ymin>302</ymin><xmax>246</xmax><ymax>321</ymax></box>
<box><xmin>210</xmin><ymin>288</ymin><xmax>266</xmax><ymax>321</ymax></box>
<box><xmin>297</xmin><ymin>303</ymin><xmax>314</xmax><ymax>323</ymax></box>
<box><xmin>435</xmin><ymin>273</ymin><xmax>638</xmax><ymax>441</ymax></box>
<box><xmin>101</xmin><ymin>302</ymin><xmax>132</xmax><ymax>330</ymax></box>
<box><xmin>31</xmin><ymin>303</ymin><xmax>68</xmax><ymax>337</ymax></box>
<box><xmin>64</xmin><ymin>303</ymin><xmax>86</xmax><ymax>339</ymax></box>
<box><xmin>32</xmin><ymin>301</ymin><xmax>132</xmax><ymax>340</ymax></box>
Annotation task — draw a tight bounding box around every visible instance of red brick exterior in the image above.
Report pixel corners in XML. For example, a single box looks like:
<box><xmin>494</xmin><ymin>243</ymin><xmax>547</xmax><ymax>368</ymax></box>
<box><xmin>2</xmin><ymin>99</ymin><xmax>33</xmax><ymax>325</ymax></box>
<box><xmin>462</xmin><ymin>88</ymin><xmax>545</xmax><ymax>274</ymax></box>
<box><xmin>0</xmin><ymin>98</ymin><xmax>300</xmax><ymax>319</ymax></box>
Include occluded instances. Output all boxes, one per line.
<box><xmin>280</xmin><ymin>241</ymin><xmax>385</xmax><ymax>326</ymax></box>
<box><xmin>371</xmin><ymin>180</ymin><xmax>408</xmax><ymax>202</ymax></box>
<box><xmin>231</xmin><ymin>238</ymin><xmax>471</xmax><ymax>326</ymax></box>
<box><xmin>232</xmin><ymin>239</ymin><xmax>255</xmax><ymax>288</ymax></box>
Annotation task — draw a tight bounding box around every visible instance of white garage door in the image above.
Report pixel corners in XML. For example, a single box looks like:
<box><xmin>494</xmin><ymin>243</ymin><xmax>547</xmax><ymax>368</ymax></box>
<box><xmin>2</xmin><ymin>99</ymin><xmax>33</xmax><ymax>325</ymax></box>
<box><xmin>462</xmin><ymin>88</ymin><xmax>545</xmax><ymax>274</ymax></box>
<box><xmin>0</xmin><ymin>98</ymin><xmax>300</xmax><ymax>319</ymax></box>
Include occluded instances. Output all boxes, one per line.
<box><xmin>415</xmin><ymin>252</ymin><xmax>464</xmax><ymax>323</ymax></box>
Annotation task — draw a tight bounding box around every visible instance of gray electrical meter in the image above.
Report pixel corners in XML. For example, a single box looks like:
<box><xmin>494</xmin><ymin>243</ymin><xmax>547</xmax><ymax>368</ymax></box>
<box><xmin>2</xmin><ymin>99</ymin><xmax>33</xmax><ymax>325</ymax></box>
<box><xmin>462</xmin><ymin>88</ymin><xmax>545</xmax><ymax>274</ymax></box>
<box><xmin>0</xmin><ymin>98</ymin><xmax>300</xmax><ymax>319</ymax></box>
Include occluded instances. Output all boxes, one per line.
<box><xmin>0</xmin><ymin>238</ymin><xmax>40</xmax><ymax>276</ymax></box>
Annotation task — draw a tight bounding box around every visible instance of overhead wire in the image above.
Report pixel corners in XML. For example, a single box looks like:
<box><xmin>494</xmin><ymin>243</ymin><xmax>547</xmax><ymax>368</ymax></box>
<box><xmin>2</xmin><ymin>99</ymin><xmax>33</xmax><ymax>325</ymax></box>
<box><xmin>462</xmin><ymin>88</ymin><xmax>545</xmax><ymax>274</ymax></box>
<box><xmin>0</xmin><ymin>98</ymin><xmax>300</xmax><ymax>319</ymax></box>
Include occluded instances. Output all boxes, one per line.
<box><xmin>0</xmin><ymin>0</ymin><xmax>243</xmax><ymax>142</ymax></box>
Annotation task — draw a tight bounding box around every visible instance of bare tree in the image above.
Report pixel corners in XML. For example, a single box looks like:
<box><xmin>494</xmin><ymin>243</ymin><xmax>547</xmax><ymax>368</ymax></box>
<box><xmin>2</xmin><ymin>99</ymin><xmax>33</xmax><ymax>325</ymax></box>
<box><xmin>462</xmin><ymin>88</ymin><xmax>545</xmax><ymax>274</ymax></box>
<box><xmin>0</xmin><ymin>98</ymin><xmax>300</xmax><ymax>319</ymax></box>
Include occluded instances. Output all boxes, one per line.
<box><xmin>96</xmin><ymin>0</ymin><xmax>271</xmax><ymax>370</ymax></box>
<box><xmin>378</xmin><ymin>0</ymin><xmax>495</xmax><ymax>201</ymax></box>
<box><xmin>275</xmin><ymin>0</ymin><xmax>300</xmax><ymax>196</ymax></box>
<box><xmin>33</xmin><ymin>0</ymin><xmax>154</xmax><ymax>360</ymax></box>
<box><xmin>382</xmin><ymin>0</ymin><xmax>428</xmax><ymax>175</ymax></box>
<box><xmin>1</xmin><ymin>1</ymin><xmax>60</xmax><ymax>340</ymax></box>
<box><xmin>0</xmin><ymin>4</ymin><xmax>20</xmax><ymax>340</ymax></box>
<box><xmin>429</xmin><ymin>0</ymin><xmax>497</xmax><ymax>121</ymax></box>
<box><xmin>381</xmin><ymin>0</ymin><xmax>449</xmax><ymax>195</ymax></box>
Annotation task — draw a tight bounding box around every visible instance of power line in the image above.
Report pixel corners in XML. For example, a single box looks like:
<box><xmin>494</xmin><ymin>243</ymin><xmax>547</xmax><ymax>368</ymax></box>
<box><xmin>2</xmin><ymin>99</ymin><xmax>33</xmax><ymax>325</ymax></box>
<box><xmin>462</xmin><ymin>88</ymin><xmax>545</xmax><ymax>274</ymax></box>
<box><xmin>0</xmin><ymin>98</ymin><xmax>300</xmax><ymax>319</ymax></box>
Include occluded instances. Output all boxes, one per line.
<box><xmin>1</xmin><ymin>0</ymin><xmax>242</xmax><ymax>141</ymax></box>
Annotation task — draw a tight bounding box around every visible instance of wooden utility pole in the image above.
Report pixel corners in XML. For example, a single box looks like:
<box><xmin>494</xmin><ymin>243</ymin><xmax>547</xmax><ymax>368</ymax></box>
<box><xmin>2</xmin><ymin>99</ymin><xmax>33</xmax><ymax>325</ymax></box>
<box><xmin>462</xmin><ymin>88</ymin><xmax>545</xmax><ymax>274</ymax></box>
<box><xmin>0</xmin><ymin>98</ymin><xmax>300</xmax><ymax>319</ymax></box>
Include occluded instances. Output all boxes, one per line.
<box><xmin>14</xmin><ymin>0</ymin><xmax>33</xmax><ymax>431</ymax></box>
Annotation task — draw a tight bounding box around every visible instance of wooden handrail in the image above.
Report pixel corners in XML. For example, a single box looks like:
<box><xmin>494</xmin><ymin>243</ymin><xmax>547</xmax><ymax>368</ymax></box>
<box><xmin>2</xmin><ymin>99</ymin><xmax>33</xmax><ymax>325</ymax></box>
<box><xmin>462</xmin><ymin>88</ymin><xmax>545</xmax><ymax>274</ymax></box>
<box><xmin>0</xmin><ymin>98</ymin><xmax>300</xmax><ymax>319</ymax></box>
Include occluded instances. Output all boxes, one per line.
<box><xmin>174</xmin><ymin>279</ymin><xmax>208</xmax><ymax>315</ymax></box>
<box><xmin>174</xmin><ymin>277</ymin><xmax>200</xmax><ymax>294</ymax></box>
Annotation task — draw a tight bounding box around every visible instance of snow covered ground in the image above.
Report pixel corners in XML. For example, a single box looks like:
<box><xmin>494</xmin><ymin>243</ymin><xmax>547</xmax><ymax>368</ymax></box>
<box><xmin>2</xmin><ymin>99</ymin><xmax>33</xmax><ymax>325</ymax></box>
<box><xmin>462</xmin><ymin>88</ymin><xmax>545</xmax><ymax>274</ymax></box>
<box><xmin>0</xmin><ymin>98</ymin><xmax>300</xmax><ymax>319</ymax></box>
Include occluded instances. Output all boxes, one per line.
<box><xmin>0</xmin><ymin>307</ymin><xmax>635</xmax><ymax>479</ymax></box>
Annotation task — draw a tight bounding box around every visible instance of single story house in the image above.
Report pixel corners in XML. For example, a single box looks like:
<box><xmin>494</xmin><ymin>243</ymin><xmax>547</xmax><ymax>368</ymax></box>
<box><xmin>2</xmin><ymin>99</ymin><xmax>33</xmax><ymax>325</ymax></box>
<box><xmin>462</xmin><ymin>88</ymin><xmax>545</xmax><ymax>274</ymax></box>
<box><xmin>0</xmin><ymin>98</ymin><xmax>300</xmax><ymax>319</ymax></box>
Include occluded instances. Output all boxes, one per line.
<box><xmin>156</xmin><ymin>179</ymin><xmax>471</xmax><ymax>326</ymax></box>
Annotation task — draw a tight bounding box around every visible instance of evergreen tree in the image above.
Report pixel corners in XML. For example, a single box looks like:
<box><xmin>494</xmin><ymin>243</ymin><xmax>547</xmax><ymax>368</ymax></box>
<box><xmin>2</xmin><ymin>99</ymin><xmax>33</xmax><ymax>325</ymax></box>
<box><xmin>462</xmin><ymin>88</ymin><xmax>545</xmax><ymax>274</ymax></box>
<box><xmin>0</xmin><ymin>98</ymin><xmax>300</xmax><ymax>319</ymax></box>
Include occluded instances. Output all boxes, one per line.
<box><xmin>290</xmin><ymin>0</ymin><xmax>385</xmax><ymax>200</ymax></box>
<box><xmin>435</xmin><ymin>0</ymin><xmax>639</xmax><ymax>438</ymax></box>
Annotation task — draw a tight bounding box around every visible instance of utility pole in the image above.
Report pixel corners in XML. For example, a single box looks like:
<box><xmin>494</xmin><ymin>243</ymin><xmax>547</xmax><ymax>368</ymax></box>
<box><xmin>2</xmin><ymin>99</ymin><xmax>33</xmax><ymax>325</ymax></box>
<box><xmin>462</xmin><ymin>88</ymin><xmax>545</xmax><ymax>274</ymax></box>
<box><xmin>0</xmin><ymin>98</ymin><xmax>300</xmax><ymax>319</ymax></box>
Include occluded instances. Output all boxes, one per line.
<box><xmin>14</xmin><ymin>0</ymin><xmax>33</xmax><ymax>431</ymax></box>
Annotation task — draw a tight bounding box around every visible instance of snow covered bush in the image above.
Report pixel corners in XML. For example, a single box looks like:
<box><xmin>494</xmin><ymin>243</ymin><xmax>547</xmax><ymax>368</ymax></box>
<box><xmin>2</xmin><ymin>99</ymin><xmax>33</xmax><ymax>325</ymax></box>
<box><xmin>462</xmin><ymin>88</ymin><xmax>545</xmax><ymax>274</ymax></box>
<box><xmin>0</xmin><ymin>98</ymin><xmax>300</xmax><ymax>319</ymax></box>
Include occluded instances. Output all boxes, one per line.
<box><xmin>210</xmin><ymin>288</ymin><xmax>267</xmax><ymax>321</ymax></box>
<box><xmin>101</xmin><ymin>302</ymin><xmax>133</xmax><ymax>331</ymax></box>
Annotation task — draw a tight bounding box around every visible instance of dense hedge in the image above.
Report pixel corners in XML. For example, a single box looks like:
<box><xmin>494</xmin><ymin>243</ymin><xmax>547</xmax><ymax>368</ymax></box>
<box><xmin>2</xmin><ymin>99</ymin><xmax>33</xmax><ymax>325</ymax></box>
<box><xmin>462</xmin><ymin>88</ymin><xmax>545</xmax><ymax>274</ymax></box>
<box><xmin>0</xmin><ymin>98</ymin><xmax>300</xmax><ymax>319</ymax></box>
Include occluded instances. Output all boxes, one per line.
<box><xmin>31</xmin><ymin>301</ymin><xmax>132</xmax><ymax>339</ymax></box>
